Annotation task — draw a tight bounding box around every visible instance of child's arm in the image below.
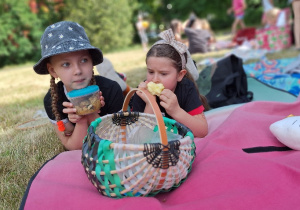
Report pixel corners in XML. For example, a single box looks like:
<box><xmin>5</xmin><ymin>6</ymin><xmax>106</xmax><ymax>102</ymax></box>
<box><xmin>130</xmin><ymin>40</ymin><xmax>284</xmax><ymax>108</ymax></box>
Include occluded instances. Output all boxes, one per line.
<box><xmin>53</xmin><ymin>117</ymin><xmax>89</xmax><ymax>150</ymax></box>
<box><xmin>53</xmin><ymin>93</ymin><xmax>105</xmax><ymax>150</ymax></box>
<box><xmin>242</xmin><ymin>0</ymin><xmax>247</xmax><ymax>10</ymax></box>
<box><xmin>159</xmin><ymin>89</ymin><xmax>208</xmax><ymax>137</ymax></box>
<box><xmin>170</xmin><ymin>110</ymin><xmax>208</xmax><ymax>138</ymax></box>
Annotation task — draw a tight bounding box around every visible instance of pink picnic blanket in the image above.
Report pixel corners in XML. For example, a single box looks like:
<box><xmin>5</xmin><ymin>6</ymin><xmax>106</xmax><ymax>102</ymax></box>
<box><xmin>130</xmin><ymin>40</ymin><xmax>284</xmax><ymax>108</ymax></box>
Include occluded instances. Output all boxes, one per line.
<box><xmin>21</xmin><ymin>100</ymin><xmax>300</xmax><ymax>209</ymax></box>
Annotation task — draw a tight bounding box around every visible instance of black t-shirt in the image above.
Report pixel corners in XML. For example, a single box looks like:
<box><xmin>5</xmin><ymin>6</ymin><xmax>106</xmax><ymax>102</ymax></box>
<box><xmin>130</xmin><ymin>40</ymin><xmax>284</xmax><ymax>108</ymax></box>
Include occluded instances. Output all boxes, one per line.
<box><xmin>131</xmin><ymin>78</ymin><xmax>204</xmax><ymax>119</ymax></box>
<box><xmin>44</xmin><ymin>75</ymin><xmax>124</xmax><ymax>121</ymax></box>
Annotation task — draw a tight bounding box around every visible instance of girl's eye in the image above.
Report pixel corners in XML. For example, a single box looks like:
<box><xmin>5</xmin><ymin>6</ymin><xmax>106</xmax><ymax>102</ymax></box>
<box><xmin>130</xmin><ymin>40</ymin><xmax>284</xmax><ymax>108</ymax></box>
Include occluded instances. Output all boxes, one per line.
<box><xmin>81</xmin><ymin>58</ymin><xmax>88</xmax><ymax>63</ymax></box>
<box><xmin>62</xmin><ymin>62</ymin><xmax>70</xmax><ymax>67</ymax></box>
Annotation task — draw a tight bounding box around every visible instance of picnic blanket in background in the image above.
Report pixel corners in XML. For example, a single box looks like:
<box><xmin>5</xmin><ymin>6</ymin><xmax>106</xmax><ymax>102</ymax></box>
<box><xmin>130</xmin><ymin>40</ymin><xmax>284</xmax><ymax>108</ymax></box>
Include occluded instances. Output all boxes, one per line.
<box><xmin>198</xmin><ymin>57</ymin><xmax>220</xmax><ymax>67</ymax></box>
<box><xmin>256</xmin><ymin>26</ymin><xmax>292</xmax><ymax>51</ymax></box>
<box><xmin>198</xmin><ymin>48</ymin><xmax>268</xmax><ymax>67</ymax></box>
<box><xmin>243</xmin><ymin>56</ymin><xmax>300</xmax><ymax>96</ymax></box>
<box><xmin>226</xmin><ymin>48</ymin><xmax>269</xmax><ymax>62</ymax></box>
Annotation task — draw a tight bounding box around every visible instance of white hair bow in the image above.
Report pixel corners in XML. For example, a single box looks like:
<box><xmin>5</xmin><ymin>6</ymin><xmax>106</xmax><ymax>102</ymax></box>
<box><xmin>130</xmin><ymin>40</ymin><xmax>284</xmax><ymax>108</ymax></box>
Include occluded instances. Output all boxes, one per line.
<box><xmin>152</xmin><ymin>29</ymin><xmax>199</xmax><ymax>81</ymax></box>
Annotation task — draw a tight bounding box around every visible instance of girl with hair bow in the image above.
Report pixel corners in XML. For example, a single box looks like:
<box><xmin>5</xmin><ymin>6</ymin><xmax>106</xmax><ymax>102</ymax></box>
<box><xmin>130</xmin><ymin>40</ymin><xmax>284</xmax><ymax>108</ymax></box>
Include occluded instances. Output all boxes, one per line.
<box><xmin>131</xmin><ymin>29</ymin><xmax>209</xmax><ymax>138</ymax></box>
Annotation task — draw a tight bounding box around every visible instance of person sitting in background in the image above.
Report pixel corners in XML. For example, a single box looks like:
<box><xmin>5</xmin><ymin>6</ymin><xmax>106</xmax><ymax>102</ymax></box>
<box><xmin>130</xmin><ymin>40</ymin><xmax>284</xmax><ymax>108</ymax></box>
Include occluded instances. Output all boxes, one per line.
<box><xmin>182</xmin><ymin>14</ymin><xmax>212</xmax><ymax>54</ymax></box>
<box><xmin>200</xmin><ymin>19</ymin><xmax>217</xmax><ymax>49</ymax></box>
<box><xmin>261</xmin><ymin>0</ymin><xmax>274</xmax><ymax>27</ymax></box>
<box><xmin>170</xmin><ymin>19</ymin><xmax>188</xmax><ymax>45</ymax></box>
<box><xmin>265</xmin><ymin>7</ymin><xmax>288</xmax><ymax>27</ymax></box>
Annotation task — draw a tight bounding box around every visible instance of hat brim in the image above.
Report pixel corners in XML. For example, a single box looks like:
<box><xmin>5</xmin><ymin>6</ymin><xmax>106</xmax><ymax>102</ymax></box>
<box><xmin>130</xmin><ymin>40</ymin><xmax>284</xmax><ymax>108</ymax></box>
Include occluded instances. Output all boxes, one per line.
<box><xmin>33</xmin><ymin>46</ymin><xmax>103</xmax><ymax>75</ymax></box>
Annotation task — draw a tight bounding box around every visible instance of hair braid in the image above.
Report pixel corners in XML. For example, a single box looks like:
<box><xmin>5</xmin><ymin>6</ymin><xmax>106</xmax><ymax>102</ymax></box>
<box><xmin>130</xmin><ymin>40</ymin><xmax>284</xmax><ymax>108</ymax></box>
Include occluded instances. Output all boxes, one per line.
<box><xmin>50</xmin><ymin>76</ymin><xmax>61</xmax><ymax>122</ymax></box>
<box><xmin>89</xmin><ymin>69</ymin><xmax>96</xmax><ymax>85</ymax></box>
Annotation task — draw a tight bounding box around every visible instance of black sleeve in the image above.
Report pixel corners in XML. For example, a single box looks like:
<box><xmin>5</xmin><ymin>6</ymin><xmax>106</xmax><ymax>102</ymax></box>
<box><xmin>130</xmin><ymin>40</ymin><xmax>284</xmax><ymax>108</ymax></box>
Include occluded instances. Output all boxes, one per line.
<box><xmin>95</xmin><ymin>76</ymin><xmax>124</xmax><ymax>115</ymax></box>
<box><xmin>131</xmin><ymin>93</ymin><xmax>146</xmax><ymax>112</ymax></box>
<box><xmin>176</xmin><ymin>78</ymin><xmax>203</xmax><ymax>113</ymax></box>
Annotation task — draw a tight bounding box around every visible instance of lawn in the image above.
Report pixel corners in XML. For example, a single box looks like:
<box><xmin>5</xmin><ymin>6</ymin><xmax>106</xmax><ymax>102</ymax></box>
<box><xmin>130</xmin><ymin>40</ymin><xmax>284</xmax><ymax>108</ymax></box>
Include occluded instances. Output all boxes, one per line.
<box><xmin>0</xmin><ymin>45</ymin><xmax>299</xmax><ymax>209</ymax></box>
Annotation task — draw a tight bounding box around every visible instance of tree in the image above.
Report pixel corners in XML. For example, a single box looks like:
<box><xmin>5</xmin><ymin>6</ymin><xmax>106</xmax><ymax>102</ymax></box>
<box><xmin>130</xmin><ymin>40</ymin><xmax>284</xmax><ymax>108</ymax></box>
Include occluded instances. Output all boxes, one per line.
<box><xmin>136</xmin><ymin>0</ymin><xmax>291</xmax><ymax>32</ymax></box>
<box><xmin>0</xmin><ymin>0</ymin><xmax>43</xmax><ymax>67</ymax></box>
<box><xmin>35</xmin><ymin>0</ymin><xmax>66</xmax><ymax>27</ymax></box>
<box><xmin>64</xmin><ymin>0</ymin><xmax>138</xmax><ymax>52</ymax></box>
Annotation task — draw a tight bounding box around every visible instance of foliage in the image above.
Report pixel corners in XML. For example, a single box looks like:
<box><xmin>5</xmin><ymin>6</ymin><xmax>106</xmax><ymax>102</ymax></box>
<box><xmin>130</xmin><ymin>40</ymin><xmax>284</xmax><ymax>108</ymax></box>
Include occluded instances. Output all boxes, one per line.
<box><xmin>35</xmin><ymin>0</ymin><xmax>66</xmax><ymax>27</ymax></box>
<box><xmin>0</xmin><ymin>0</ymin><xmax>42</xmax><ymax>68</ymax></box>
<box><xmin>64</xmin><ymin>0</ymin><xmax>138</xmax><ymax>52</ymax></box>
<box><xmin>0</xmin><ymin>0</ymin><xmax>137</xmax><ymax>68</ymax></box>
<box><xmin>136</xmin><ymin>0</ymin><xmax>291</xmax><ymax>31</ymax></box>
<box><xmin>0</xmin><ymin>0</ymin><xmax>293</xmax><ymax>68</ymax></box>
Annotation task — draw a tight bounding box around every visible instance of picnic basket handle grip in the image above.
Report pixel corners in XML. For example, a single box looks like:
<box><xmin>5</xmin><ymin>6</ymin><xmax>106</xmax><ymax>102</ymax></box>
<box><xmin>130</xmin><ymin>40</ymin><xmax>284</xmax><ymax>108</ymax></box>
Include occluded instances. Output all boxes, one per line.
<box><xmin>122</xmin><ymin>88</ymin><xmax>168</xmax><ymax>146</ymax></box>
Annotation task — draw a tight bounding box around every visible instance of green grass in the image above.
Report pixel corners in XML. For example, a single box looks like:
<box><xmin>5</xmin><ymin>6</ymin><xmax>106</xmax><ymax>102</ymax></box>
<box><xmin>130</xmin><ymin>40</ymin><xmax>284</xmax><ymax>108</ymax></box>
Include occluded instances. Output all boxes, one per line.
<box><xmin>1</xmin><ymin>44</ymin><xmax>299</xmax><ymax>209</ymax></box>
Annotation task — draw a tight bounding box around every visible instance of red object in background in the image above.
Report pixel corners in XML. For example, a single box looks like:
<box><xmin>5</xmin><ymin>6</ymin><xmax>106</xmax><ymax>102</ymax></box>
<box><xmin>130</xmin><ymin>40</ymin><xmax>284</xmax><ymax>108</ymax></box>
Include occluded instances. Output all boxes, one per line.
<box><xmin>29</xmin><ymin>0</ymin><xmax>38</xmax><ymax>14</ymax></box>
<box><xmin>233</xmin><ymin>27</ymin><xmax>256</xmax><ymax>45</ymax></box>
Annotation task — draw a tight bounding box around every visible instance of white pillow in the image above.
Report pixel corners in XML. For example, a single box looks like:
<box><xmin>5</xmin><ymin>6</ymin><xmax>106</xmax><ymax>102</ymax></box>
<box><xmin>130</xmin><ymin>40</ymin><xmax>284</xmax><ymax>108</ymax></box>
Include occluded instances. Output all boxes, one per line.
<box><xmin>269</xmin><ymin>116</ymin><xmax>300</xmax><ymax>150</ymax></box>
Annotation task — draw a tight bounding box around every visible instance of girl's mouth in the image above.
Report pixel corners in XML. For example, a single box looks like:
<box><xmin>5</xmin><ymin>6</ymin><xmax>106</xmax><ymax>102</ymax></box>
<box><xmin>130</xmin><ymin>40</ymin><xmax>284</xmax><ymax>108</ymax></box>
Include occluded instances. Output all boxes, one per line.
<box><xmin>74</xmin><ymin>79</ymin><xmax>85</xmax><ymax>83</ymax></box>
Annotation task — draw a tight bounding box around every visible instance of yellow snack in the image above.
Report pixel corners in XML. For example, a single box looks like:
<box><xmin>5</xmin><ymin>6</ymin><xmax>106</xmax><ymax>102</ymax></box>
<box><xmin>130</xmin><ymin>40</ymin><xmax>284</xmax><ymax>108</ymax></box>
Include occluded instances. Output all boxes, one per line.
<box><xmin>147</xmin><ymin>82</ymin><xmax>164</xmax><ymax>96</ymax></box>
<box><xmin>142</xmin><ymin>21</ymin><xmax>149</xmax><ymax>28</ymax></box>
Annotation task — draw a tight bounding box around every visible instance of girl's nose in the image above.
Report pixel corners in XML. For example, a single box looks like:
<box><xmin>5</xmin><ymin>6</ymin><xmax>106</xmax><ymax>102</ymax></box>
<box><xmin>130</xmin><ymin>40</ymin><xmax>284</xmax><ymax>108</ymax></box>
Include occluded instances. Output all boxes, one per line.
<box><xmin>73</xmin><ymin>64</ymin><xmax>82</xmax><ymax>75</ymax></box>
<box><xmin>153</xmin><ymin>74</ymin><xmax>160</xmax><ymax>83</ymax></box>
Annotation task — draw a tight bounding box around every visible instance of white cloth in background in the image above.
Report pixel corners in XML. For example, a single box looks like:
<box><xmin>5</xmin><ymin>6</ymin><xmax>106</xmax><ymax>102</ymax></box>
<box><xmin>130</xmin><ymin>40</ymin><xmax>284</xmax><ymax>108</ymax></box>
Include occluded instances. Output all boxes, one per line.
<box><xmin>225</xmin><ymin>41</ymin><xmax>269</xmax><ymax>62</ymax></box>
<box><xmin>276</xmin><ymin>10</ymin><xmax>286</xmax><ymax>27</ymax></box>
<box><xmin>262</xmin><ymin>0</ymin><xmax>274</xmax><ymax>12</ymax></box>
<box><xmin>96</xmin><ymin>58</ymin><xmax>127</xmax><ymax>91</ymax></box>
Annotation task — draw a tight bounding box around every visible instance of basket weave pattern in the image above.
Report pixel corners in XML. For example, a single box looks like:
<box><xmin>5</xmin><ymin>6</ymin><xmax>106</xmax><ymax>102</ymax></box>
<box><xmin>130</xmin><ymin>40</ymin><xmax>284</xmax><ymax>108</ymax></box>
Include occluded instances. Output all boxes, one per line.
<box><xmin>81</xmin><ymin>89</ymin><xmax>196</xmax><ymax>198</ymax></box>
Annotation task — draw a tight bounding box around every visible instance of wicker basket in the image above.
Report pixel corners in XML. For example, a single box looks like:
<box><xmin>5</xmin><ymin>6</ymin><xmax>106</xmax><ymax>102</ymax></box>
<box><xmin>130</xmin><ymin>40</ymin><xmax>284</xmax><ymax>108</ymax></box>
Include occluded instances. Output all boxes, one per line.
<box><xmin>81</xmin><ymin>88</ymin><xmax>196</xmax><ymax>198</ymax></box>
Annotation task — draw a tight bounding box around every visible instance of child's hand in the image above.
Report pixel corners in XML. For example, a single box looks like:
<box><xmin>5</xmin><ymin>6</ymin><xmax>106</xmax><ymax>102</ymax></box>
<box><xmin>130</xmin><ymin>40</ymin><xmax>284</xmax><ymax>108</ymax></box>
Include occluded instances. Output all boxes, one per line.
<box><xmin>136</xmin><ymin>81</ymin><xmax>156</xmax><ymax>103</ymax></box>
<box><xmin>62</xmin><ymin>101</ymin><xmax>83</xmax><ymax>123</ymax></box>
<box><xmin>159</xmin><ymin>89</ymin><xmax>180</xmax><ymax>116</ymax></box>
<box><xmin>138</xmin><ymin>81</ymin><xmax>148</xmax><ymax>90</ymax></box>
<box><xmin>99</xmin><ymin>91</ymin><xmax>105</xmax><ymax>113</ymax></box>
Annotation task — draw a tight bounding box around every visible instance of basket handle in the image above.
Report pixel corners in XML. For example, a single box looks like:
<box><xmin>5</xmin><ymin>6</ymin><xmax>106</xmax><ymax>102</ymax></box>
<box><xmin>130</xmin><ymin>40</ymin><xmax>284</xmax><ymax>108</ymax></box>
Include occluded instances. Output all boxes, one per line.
<box><xmin>122</xmin><ymin>88</ymin><xmax>168</xmax><ymax>146</ymax></box>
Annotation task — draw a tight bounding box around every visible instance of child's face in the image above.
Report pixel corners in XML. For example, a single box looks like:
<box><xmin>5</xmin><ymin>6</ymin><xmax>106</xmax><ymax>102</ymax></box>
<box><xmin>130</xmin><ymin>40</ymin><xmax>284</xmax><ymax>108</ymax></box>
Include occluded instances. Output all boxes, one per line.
<box><xmin>146</xmin><ymin>56</ymin><xmax>186</xmax><ymax>92</ymax></box>
<box><xmin>47</xmin><ymin>50</ymin><xmax>93</xmax><ymax>91</ymax></box>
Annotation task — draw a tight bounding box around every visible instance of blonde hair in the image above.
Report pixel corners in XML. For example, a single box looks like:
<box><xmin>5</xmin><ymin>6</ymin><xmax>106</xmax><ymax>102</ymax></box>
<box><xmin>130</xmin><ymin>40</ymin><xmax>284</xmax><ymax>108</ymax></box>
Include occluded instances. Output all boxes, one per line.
<box><xmin>170</xmin><ymin>19</ymin><xmax>182</xmax><ymax>33</ymax></box>
<box><xmin>266</xmin><ymin>8</ymin><xmax>280</xmax><ymax>25</ymax></box>
<box><xmin>201</xmin><ymin>19</ymin><xmax>211</xmax><ymax>31</ymax></box>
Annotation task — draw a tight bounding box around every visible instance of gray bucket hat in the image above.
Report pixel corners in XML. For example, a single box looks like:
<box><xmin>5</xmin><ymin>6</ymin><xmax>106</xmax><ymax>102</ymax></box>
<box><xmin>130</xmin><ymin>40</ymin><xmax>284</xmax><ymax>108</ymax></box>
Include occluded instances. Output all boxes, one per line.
<box><xmin>33</xmin><ymin>21</ymin><xmax>103</xmax><ymax>75</ymax></box>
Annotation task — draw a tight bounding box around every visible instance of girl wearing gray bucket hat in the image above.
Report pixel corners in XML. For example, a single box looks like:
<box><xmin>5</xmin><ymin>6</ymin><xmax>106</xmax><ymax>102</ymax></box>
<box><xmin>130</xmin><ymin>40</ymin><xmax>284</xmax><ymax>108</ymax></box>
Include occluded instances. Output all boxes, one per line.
<box><xmin>34</xmin><ymin>21</ymin><xmax>124</xmax><ymax>150</ymax></box>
